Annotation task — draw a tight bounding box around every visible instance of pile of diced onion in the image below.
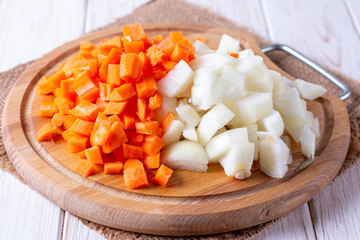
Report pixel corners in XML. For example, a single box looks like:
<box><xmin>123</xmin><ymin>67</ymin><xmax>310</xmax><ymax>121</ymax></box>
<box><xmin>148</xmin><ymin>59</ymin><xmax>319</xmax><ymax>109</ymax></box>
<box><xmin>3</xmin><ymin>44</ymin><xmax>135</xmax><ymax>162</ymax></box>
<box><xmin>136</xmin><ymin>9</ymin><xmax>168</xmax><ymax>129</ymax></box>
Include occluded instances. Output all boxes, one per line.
<box><xmin>154</xmin><ymin>34</ymin><xmax>327</xmax><ymax>179</ymax></box>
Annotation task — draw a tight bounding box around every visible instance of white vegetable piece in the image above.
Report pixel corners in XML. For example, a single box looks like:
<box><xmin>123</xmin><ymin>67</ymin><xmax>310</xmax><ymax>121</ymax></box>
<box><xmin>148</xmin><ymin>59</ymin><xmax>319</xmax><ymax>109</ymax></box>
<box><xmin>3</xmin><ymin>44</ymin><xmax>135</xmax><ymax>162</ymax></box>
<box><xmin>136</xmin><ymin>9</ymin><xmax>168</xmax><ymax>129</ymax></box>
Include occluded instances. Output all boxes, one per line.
<box><xmin>216</xmin><ymin>34</ymin><xmax>240</xmax><ymax>54</ymax></box>
<box><xmin>258</xmin><ymin>135</ymin><xmax>289</xmax><ymax>178</ymax></box>
<box><xmin>154</xmin><ymin>95</ymin><xmax>177</xmax><ymax>123</ymax></box>
<box><xmin>241</xmin><ymin>123</ymin><xmax>259</xmax><ymax>160</ymax></box>
<box><xmin>283</xmin><ymin>116</ymin><xmax>306</xmax><ymax>143</ymax></box>
<box><xmin>270</xmin><ymin>70</ymin><xmax>284</xmax><ymax>95</ymax></box>
<box><xmin>175</xmin><ymin>102</ymin><xmax>201</xmax><ymax>127</ymax></box>
<box><xmin>220</xmin><ymin>65</ymin><xmax>247</xmax><ymax>91</ymax></box>
<box><xmin>205</xmin><ymin>128</ymin><xmax>248</xmax><ymax>163</ymax></box>
<box><xmin>236</xmin><ymin>56</ymin><xmax>268</xmax><ymax>80</ymax></box>
<box><xmin>161</xmin><ymin>140</ymin><xmax>209</xmax><ymax>172</ymax></box>
<box><xmin>193</xmin><ymin>40</ymin><xmax>210</xmax><ymax>52</ymax></box>
<box><xmin>157</xmin><ymin>60</ymin><xmax>194</xmax><ymax>97</ymax></box>
<box><xmin>190</xmin><ymin>53</ymin><xmax>239</xmax><ymax>71</ymax></box>
<box><xmin>246</xmin><ymin>71</ymin><xmax>273</xmax><ymax>92</ymax></box>
<box><xmin>295</xmin><ymin>79</ymin><xmax>327</xmax><ymax>100</ymax></box>
<box><xmin>161</xmin><ymin>120</ymin><xmax>185</xmax><ymax>147</ymax></box>
<box><xmin>312</xmin><ymin>117</ymin><xmax>320</xmax><ymax>137</ymax></box>
<box><xmin>191</xmin><ymin>66</ymin><xmax>217</xmax><ymax>110</ymax></box>
<box><xmin>274</xmin><ymin>88</ymin><xmax>306</xmax><ymax>119</ymax></box>
<box><xmin>238</xmin><ymin>49</ymin><xmax>254</xmax><ymax>60</ymax></box>
<box><xmin>197</xmin><ymin>103</ymin><xmax>235</xmax><ymax>145</ymax></box>
<box><xmin>225</xmin><ymin>92</ymin><xmax>273</xmax><ymax>125</ymax></box>
<box><xmin>299</xmin><ymin>125</ymin><xmax>316</xmax><ymax>159</ymax></box>
<box><xmin>182</xmin><ymin>126</ymin><xmax>198</xmax><ymax>142</ymax></box>
<box><xmin>281</xmin><ymin>135</ymin><xmax>293</xmax><ymax>164</ymax></box>
<box><xmin>219</xmin><ymin>142</ymin><xmax>255</xmax><ymax>179</ymax></box>
<box><xmin>258</xmin><ymin>110</ymin><xmax>284</xmax><ymax>137</ymax></box>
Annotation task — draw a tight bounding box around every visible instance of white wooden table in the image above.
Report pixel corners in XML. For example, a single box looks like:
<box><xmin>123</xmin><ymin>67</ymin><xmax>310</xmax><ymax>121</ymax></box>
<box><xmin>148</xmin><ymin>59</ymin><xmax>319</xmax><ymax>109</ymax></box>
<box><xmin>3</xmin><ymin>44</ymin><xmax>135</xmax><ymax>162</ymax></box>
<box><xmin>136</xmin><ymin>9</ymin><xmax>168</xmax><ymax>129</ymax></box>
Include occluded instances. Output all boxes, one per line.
<box><xmin>1</xmin><ymin>0</ymin><xmax>360</xmax><ymax>239</ymax></box>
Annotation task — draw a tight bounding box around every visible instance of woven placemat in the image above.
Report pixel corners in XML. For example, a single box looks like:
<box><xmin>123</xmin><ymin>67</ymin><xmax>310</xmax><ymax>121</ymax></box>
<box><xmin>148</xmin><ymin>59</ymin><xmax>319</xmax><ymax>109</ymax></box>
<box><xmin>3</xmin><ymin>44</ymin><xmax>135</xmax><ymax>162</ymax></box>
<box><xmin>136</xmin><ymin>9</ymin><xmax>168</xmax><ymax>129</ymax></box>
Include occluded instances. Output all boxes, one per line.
<box><xmin>1</xmin><ymin>0</ymin><xmax>359</xmax><ymax>239</ymax></box>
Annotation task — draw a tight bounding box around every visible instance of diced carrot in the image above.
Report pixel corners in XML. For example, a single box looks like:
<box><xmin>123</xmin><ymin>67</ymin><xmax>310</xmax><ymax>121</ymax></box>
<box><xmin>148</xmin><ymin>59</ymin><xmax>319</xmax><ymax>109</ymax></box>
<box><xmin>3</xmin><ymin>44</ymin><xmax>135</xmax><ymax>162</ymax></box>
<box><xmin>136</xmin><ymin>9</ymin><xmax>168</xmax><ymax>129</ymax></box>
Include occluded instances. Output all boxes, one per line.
<box><xmin>123</xmin><ymin>143</ymin><xmax>143</xmax><ymax>159</ymax></box>
<box><xmin>62</xmin><ymin>129</ymin><xmax>75</xmax><ymax>142</ymax></box>
<box><xmin>135</xmin><ymin>76</ymin><xmax>158</xmax><ymax>99</ymax></box>
<box><xmin>142</xmin><ymin>135</ymin><xmax>164</xmax><ymax>156</ymax></box>
<box><xmin>228</xmin><ymin>52</ymin><xmax>238</xmax><ymax>58</ymax></box>
<box><xmin>36</xmin><ymin>122</ymin><xmax>53</xmax><ymax>141</ymax></box>
<box><xmin>121</xmin><ymin>112</ymin><xmax>137</xmax><ymax>129</ymax></box>
<box><xmin>103</xmin><ymin>101</ymin><xmax>127</xmax><ymax>115</ymax></box>
<box><xmin>54</xmin><ymin>97</ymin><xmax>74</xmax><ymax>115</ymax></box>
<box><xmin>124</xmin><ymin>41</ymin><xmax>144</xmax><ymax>54</ymax></box>
<box><xmin>70</xmin><ymin>101</ymin><xmax>99</xmax><ymax>121</ymax></box>
<box><xmin>119</xmin><ymin>53</ymin><xmax>143</xmax><ymax>82</ymax></box>
<box><xmin>107</xmin><ymin>64</ymin><xmax>121</xmax><ymax>85</ymax></box>
<box><xmin>68</xmin><ymin>135</ymin><xmax>89</xmax><ymax>153</ymax></box>
<box><xmin>143</xmin><ymin>153</ymin><xmax>160</xmax><ymax>169</ymax></box>
<box><xmin>99</xmin><ymin>48</ymin><xmax>122</xmax><ymax>82</ymax></box>
<box><xmin>75</xmin><ymin>161</ymin><xmax>95</xmax><ymax>177</ymax></box>
<box><xmin>52</xmin><ymin>113</ymin><xmax>64</xmax><ymax>127</ymax></box>
<box><xmin>162</xmin><ymin>61</ymin><xmax>177</xmax><ymax>72</ymax></box>
<box><xmin>153</xmin><ymin>35</ymin><xmax>165</xmax><ymax>45</ymax></box>
<box><xmin>135</xmin><ymin>121</ymin><xmax>160</xmax><ymax>135</ymax></box>
<box><xmin>158</xmin><ymin>37</ymin><xmax>175</xmax><ymax>59</ymax></box>
<box><xmin>37</xmin><ymin>71</ymin><xmax>66</xmax><ymax>95</ymax></box>
<box><xmin>95</xmin><ymin>97</ymin><xmax>108</xmax><ymax>112</ymax></box>
<box><xmin>71</xmin><ymin>76</ymin><xmax>99</xmax><ymax>102</ymax></box>
<box><xmin>148</xmin><ymin>92</ymin><xmax>163</xmax><ymax>111</ymax></box>
<box><xmin>152</xmin><ymin>164</ymin><xmax>173</xmax><ymax>186</ymax></box>
<box><xmin>160</xmin><ymin>112</ymin><xmax>175</xmax><ymax>130</ymax></box>
<box><xmin>60</xmin><ymin>78</ymin><xmax>76</xmax><ymax>99</ymax></box>
<box><xmin>85</xmin><ymin>147</ymin><xmax>103</xmax><ymax>165</ymax></box>
<box><xmin>180</xmin><ymin>37</ymin><xmax>195</xmax><ymax>54</ymax></box>
<box><xmin>104</xmin><ymin>162</ymin><xmax>123</xmax><ymax>175</ymax></box>
<box><xmin>113</xmin><ymin>146</ymin><xmax>126</xmax><ymax>162</ymax></box>
<box><xmin>171</xmin><ymin>44</ymin><xmax>189</xmax><ymax>62</ymax></box>
<box><xmin>109</xmin><ymin>83</ymin><xmax>136</xmax><ymax>101</ymax></box>
<box><xmin>103</xmin><ymin>121</ymin><xmax>128</xmax><ymax>153</ymax></box>
<box><xmin>137</xmin><ymin>51</ymin><xmax>148</xmax><ymax>66</ymax></box>
<box><xmin>93</xmin><ymin>123</ymin><xmax>111</xmax><ymax>146</ymax></box>
<box><xmin>77</xmin><ymin>51</ymin><xmax>96</xmax><ymax>60</ymax></box>
<box><xmin>80</xmin><ymin>41</ymin><xmax>95</xmax><ymax>52</ymax></box>
<box><xmin>69</xmin><ymin>119</ymin><xmax>94</xmax><ymax>136</ymax></box>
<box><xmin>77</xmin><ymin>150</ymin><xmax>87</xmax><ymax>159</ymax></box>
<box><xmin>123</xmin><ymin>159</ymin><xmax>149</xmax><ymax>189</ymax></box>
<box><xmin>98</xmin><ymin>37</ymin><xmax>122</xmax><ymax>53</ymax></box>
<box><xmin>63</xmin><ymin>114</ymin><xmax>76</xmax><ymax>130</ymax></box>
<box><xmin>102</xmin><ymin>154</ymin><xmax>117</xmax><ymax>163</ymax></box>
<box><xmin>93</xmin><ymin>112</ymin><xmax>110</xmax><ymax>132</ymax></box>
<box><xmin>53</xmin><ymin>88</ymin><xmax>62</xmax><ymax>97</ymax></box>
<box><xmin>99</xmin><ymin>82</ymin><xmax>115</xmax><ymax>101</ymax></box>
<box><xmin>169</xmin><ymin>31</ymin><xmax>183</xmax><ymax>43</ymax></box>
<box><xmin>136</xmin><ymin>99</ymin><xmax>147</xmax><ymax>121</ymax></box>
<box><xmin>129</xmin><ymin>132</ymin><xmax>144</xmax><ymax>146</ymax></box>
<box><xmin>146</xmin><ymin>45</ymin><xmax>164</xmax><ymax>66</ymax></box>
<box><xmin>152</xmin><ymin>69</ymin><xmax>166</xmax><ymax>80</ymax></box>
<box><xmin>62</xmin><ymin>59</ymin><xmax>97</xmax><ymax>77</ymax></box>
<box><xmin>107</xmin><ymin>114</ymin><xmax>121</xmax><ymax>124</ymax></box>
<box><xmin>40</xmin><ymin>100</ymin><xmax>56</xmax><ymax>117</ymax></box>
<box><xmin>123</xmin><ymin>24</ymin><xmax>147</xmax><ymax>42</ymax></box>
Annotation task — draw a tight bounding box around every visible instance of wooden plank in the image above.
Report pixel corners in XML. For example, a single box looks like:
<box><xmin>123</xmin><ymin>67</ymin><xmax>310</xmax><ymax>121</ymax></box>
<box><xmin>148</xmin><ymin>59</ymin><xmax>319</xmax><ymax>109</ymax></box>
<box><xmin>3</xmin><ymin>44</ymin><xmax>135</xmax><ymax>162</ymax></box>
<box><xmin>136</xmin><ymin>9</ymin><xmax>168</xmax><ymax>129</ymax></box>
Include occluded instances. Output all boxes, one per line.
<box><xmin>255</xmin><ymin>204</ymin><xmax>316</xmax><ymax>240</ymax></box>
<box><xmin>262</xmin><ymin>0</ymin><xmax>360</xmax><ymax>80</ymax></box>
<box><xmin>185</xmin><ymin>0</ymin><xmax>269</xmax><ymax>39</ymax></box>
<box><xmin>62</xmin><ymin>212</ymin><xmax>105</xmax><ymax>240</ymax></box>
<box><xmin>0</xmin><ymin>171</ymin><xmax>64</xmax><ymax>240</ymax></box>
<box><xmin>85</xmin><ymin>0</ymin><xmax>150</xmax><ymax>32</ymax></box>
<box><xmin>344</xmin><ymin>0</ymin><xmax>360</xmax><ymax>38</ymax></box>
<box><xmin>0</xmin><ymin>0</ymin><xmax>87</xmax><ymax>72</ymax></box>
<box><xmin>309</xmin><ymin>163</ymin><xmax>360</xmax><ymax>239</ymax></box>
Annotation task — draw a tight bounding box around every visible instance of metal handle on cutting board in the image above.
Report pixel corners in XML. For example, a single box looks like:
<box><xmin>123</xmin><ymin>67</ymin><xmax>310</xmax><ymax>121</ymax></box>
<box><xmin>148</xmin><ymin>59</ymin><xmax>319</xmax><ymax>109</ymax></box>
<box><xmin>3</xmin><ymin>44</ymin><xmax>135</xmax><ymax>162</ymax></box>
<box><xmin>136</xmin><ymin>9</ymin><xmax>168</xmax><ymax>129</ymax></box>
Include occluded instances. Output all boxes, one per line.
<box><xmin>261</xmin><ymin>44</ymin><xmax>351</xmax><ymax>100</ymax></box>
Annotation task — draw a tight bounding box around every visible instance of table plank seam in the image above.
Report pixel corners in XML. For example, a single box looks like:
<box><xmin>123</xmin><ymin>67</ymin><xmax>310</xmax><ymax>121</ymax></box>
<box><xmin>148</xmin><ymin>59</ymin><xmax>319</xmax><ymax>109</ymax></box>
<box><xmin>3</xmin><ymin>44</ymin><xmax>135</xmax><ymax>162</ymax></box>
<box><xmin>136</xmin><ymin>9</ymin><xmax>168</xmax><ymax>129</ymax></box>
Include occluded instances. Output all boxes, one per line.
<box><xmin>343</xmin><ymin>0</ymin><xmax>360</xmax><ymax>40</ymax></box>
<box><xmin>307</xmin><ymin>201</ymin><xmax>318</xmax><ymax>240</ymax></box>
<box><xmin>259</xmin><ymin>0</ymin><xmax>274</xmax><ymax>41</ymax></box>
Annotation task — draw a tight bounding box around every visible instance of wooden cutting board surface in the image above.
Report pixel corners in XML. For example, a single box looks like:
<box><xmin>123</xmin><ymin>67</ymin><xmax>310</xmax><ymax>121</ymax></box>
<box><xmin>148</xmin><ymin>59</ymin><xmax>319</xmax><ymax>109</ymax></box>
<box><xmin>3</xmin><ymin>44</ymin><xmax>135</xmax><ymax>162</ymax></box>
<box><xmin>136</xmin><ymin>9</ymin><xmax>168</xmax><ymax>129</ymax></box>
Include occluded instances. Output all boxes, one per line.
<box><xmin>2</xmin><ymin>24</ymin><xmax>350</xmax><ymax>236</ymax></box>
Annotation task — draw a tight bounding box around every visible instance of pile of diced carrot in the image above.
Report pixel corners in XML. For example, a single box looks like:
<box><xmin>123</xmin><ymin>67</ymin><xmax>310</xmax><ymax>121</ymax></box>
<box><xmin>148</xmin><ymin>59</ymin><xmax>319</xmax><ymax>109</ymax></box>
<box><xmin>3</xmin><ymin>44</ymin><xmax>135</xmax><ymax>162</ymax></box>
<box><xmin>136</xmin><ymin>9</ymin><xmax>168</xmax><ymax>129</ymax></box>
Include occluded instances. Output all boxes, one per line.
<box><xmin>36</xmin><ymin>23</ymin><xmax>195</xmax><ymax>189</ymax></box>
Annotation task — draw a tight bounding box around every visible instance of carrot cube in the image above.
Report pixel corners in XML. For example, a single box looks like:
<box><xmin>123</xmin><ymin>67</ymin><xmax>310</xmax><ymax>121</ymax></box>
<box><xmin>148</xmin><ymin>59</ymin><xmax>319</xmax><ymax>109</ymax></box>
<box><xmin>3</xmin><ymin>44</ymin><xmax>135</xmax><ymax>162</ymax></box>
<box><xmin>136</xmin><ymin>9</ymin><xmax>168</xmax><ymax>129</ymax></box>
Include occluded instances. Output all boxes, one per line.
<box><xmin>123</xmin><ymin>159</ymin><xmax>149</xmax><ymax>189</ymax></box>
<box><xmin>69</xmin><ymin>119</ymin><xmax>94</xmax><ymax>136</ymax></box>
<box><xmin>120</xmin><ymin>53</ymin><xmax>143</xmax><ymax>82</ymax></box>
<box><xmin>122</xmin><ymin>24</ymin><xmax>147</xmax><ymax>42</ymax></box>
<box><xmin>124</xmin><ymin>41</ymin><xmax>144</xmax><ymax>54</ymax></box>
<box><xmin>99</xmin><ymin>82</ymin><xmax>115</xmax><ymax>101</ymax></box>
<box><xmin>142</xmin><ymin>135</ymin><xmax>164</xmax><ymax>156</ymax></box>
<box><xmin>62</xmin><ymin>129</ymin><xmax>75</xmax><ymax>142</ymax></box>
<box><xmin>160</xmin><ymin>112</ymin><xmax>175</xmax><ymax>130</ymax></box>
<box><xmin>99</xmin><ymin>48</ymin><xmax>122</xmax><ymax>82</ymax></box>
<box><xmin>70</xmin><ymin>101</ymin><xmax>99</xmax><ymax>121</ymax></box>
<box><xmin>104</xmin><ymin>162</ymin><xmax>123</xmax><ymax>175</ymax></box>
<box><xmin>152</xmin><ymin>164</ymin><xmax>173</xmax><ymax>187</ymax></box>
<box><xmin>52</xmin><ymin>113</ymin><xmax>64</xmax><ymax>127</ymax></box>
<box><xmin>80</xmin><ymin>41</ymin><xmax>95</xmax><ymax>52</ymax></box>
<box><xmin>146</xmin><ymin>45</ymin><xmax>164</xmax><ymax>66</ymax></box>
<box><xmin>109</xmin><ymin>83</ymin><xmax>137</xmax><ymax>101</ymax></box>
<box><xmin>143</xmin><ymin>153</ymin><xmax>160</xmax><ymax>169</ymax></box>
<box><xmin>103</xmin><ymin>101</ymin><xmax>127</xmax><ymax>115</ymax></box>
<box><xmin>54</xmin><ymin>97</ymin><xmax>74</xmax><ymax>115</ymax></box>
<box><xmin>136</xmin><ymin>99</ymin><xmax>147</xmax><ymax>122</ymax></box>
<box><xmin>148</xmin><ymin>92</ymin><xmax>163</xmax><ymax>111</ymax></box>
<box><xmin>170</xmin><ymin>44</ymin><xmax>189</xmax><ymax>62</ymax></box>
<box><xmin>158</xmin><ymin>37</ymin><xmax>175</xmax><ymax>59</ymax></box>
<box><xmin>93</xmin><ymin>123</ymin><xmax>111</xmax><ymax>146</ymax></box>
<box><xmin>71</xmin><ymin>76</ymin><xmax>99</xmax><ymax>102</ymax></box>
<box><xmin>170</xmin><ymin>31</ymin><xmax>183</xmax><ymax>43</ymax></box>
<box><xmin>135</xmin><ymin>121</ymin><xmax>160</xmax><ymax>136</ymax></box>
<box><xmin>75</xmin><ymin>161</ymin><xmax>95</xmax><ymax>177</ymax></box>
<box><xmin>63</xmin><ymin>115</ymin><xmax>76</xmax><ymax>130</ymax></box>
<box><xmin>77</xmin><ymin>150</ymin><xmax>87</xmax><ymax>159</ymax></box>
<box><xmin>85</xmin><ymin>147</ymin><xmax>103</xmax><ymax>165</ymax></box>
<box><xmin>40</xmin><ymin>100</ymin><xmax>56</xmax><ymax>117</ymax></box>
<box><xmin>60</xmin><ymin>78</ymin><xmax>76</xmax><ymax>99</ymax></box>
<box><xmin>36</xmin><ymin>122</ymin><xmax>53</xmax><ymax>141</ymax></box>
<box><xmin>95</xmin><ymin>97</ymin><xmax>108</xmax><ymax>112</ymax></box>
<box><xmin>129</xmin><ymin>132</ymin><xmax>144</xmax><ymax>146</ymax></box>
<box><xmin>107</xmin><ymin>64</ymin><xmax>121</xmax><ymax>85</ymax></box>
<box><xmin>135</xmin><ymin>76</ymin><xmax>158</xmax><ymax>99</ymax></box>
<box><xmin>103</xmin><ymin>121</ymin><xmax>128</xmax><ymax>153</ymax></box>
<box><xmin>37</xmin><ymin>71</ymin><xmax>66</xmax><ymax>95</ymax></box>
<box><xmin>123</xmin><ymin>143</ymin><xmax>143</xmax><ymax>159</ymax></box>
<box><xmin>68</xmin><ymin>135</ymin><xmax>89</xmax><ymax>153</ymax></box>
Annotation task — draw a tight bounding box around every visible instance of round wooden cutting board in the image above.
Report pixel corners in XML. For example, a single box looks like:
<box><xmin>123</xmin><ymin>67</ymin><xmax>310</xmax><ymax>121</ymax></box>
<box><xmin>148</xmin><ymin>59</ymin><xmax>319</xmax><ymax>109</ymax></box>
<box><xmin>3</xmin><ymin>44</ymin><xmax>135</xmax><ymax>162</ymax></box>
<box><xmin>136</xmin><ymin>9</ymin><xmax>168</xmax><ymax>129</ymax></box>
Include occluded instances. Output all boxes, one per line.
<box><xmin>2</xmin><ymin>24</ymin><xmax>350</xmax><ymax>236</ymax></box>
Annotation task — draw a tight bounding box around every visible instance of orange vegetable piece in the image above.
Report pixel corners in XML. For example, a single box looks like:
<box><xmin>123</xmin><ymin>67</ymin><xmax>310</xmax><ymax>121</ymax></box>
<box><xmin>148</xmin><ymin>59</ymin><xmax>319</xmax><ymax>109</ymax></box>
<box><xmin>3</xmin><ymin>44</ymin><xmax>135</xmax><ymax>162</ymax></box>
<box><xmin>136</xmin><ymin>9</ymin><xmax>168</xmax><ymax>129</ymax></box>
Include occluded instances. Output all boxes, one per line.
<box><xmin>104</xmin><ymin>162</ymin><xmax>123</xmax><ymax>175</ymax></box>
<box><xmin>135</xmin><ymin>121</ymin><xmax>160</xmax><ymax>136</ymax></box>
<box><xmin>99</xmin><ymin>48</ymin><xmax>122</xmax><ymax>82</ymax></box>
<box><xmin>169</xmin><ymin>31</ymin><xmax>183</xmax><ymax>43</ymax></box>
<box><xmin>129</xmin><ymin>132</ymin><xmax>144</xmax><ymax>146</ymax></box>
<box><xmin>136</xmin><ymin>99</ymin><xmax>147</xmax><ymax>121</ymax></box>
<box><xmin>137</xmin><ymin>51</ymin><xmax>148</xmax><ymax>66</ymax></box>
<box><xmin>52</xmin><ymin>113</ymin><xmax>64</xmax><ymax>127</ymax></box>
<box><xmin>162</xmin><ymin>61</ymin><xmax>177</xmax><ymax>72</ymax></box>
<box><xmin>123</xmin><ymin>143</ymin><xmax>143</xmax><ymax>159</ymax></box>
<box><xmin>135</xmin><ymin>76</ymin><xmax>158</xmax><ymax>99</ymax></box>
<box><xmin>153</xmin><ymin>35</ymin><xmax>165</xmax><ymax>45</ymax></box>
<box><xmin>157</xmin><ymin>37</ymin><xmax>175</xmax><ymax>59</ymax></box>
<box><xmin>103</xmin><ymin>121</ymin><xmax>128</xmax><ymax>153</ymax></box>
<box><xmin>98</xmin><ymin>37</ymin><xmax>122</xmax><ymax>53</ymax></box>
<box><xmin>124</xmin><ymin>41</ymin><xmax>144</xmax><ymax>54</ymax></box>
<box><xmin>69</xmin><ymin>119</ymin><xmax>94</xmax><ymax>136</ymax></box>
<box><xmin>109</xmin><ymin>83</ymin><xmax>136</xmax><ymax>101</ymax></box>
<box><xmin>95</xmin><ymin>97</ymin><xmax>108</xmax><ymax>112</ymax></box>
<box><xmin>36</xmin><ymin>122</ymin><xmax>53</xmax><ymax>141</ymax></box>
<box><xmin>228</xmin><ymin>52</ymin><xmax>238</xmax><ymax>58</ymax></box>
<box><xmin>123</xmin><ymin>23</ymin><xmax>147</xmax><ymax>42</ymax></box>
<box><xmin>152</xmin><ymin>69</ymin><xmax>166</xmax><ymax>80</ymax></box>
<box><xmin>119</xmin><ymin>53</ymin><xmax>143</xmax><ymax>82</ymax></box>
<box><xmin>68</xmin><ymin>135</ymin><xmax>89</xmax><ymax>153</ymax></box>
<box><xmin>52</xmin><ymin>126</ymin><xmax>64</xmax><ymax>137</ymax></box>
<box><xmin>93</xmin><ymin>112</ymin><xmax>110</xmax><ymax>131</ymax></box>
<box><xmin>77</xmin><ymin>150</ymin><xmax>87</xmax><ymax>159</ymax></box>
<box><xmin>123</xmin><ymin>159</ymin><xmax>149</xmax><ymax>189</ymax></box>
<box><xmin>148</xmin><ymin>92</ymin><xmax>163</xmax><ymax>111</ymax></box>
<box><xmin>62</xmin><ymin>59</ymin><xmax>97</xmax><ymax>77</ymax></box>
<box><xmin>54</xmin><ymin>97</ymin><xmax>74</xmax><ymax>115</ymax></box>
<box><xmin>37</xmin><ymin>71</ymin><xmax>66</xmax><ymax>95</ymax></box>
<box><xmin>40</xmin><ymin>100</ymin><xmax>56</xmax><ymax>117</ymax></box>
<box><xmin>85</xmin><ymin>147</ymin><xmax>103</xmax><ymax>165</ymax></box>
<box><xmin>62</xmin><ymin>129</ymin><xmax>75</xmax><ymax>142</ymax></box>
<box><xmin>142</xmin><ymin>135</ymin><xmax>164</xmax><ymax>156</ymax></box>
<box><xmin>146</xmin><ymin>45</ymin><xmax>164</xmax><ymax>66</ymax></box>
<box><xmin>160</xmin><ymin>112</ymin><xmax>175</xmax><ymax>130</ymax></box>
<box><xmin>170</xmin><ymin>44</ymin><xmax>189</xmax><ymax>62</ymax></box>
<box><xmin>113</xmin><ymin>147</ymin><xmax>126</xmax><ymax>162</ymax></box>
<box><xmin>152</xmin><ymin>164</ymin><xmax>173</xmax><ymax>186</ymax></box>
<box><xmin>107</xmin><ymin>64</ymin><xmax>121</xmax><ymax>85</ymax></box>
<box><xmin>93</xmin><ymin>123</ymin><xmax>111</xmax><ymax>146</ymax></box>
<box><xmin>143</xmin><ymin>153</ymin><xmax>160</xmax><ymax>169</ymax></box>
<box><xmin>60</xmin><ymin>78</ymin><xmax>76</xmax><ymax>99</ymax></box>
<box><xmin>80</xmin><ymin>41</ymin><xmax>95</xmax><ymax>52</ymax></box>
<box><xmin>70</xmin><ymin>101</ymin><xmax>99</xmax><ymax>121</ymax></box>
<box><xmin>75</xmin><ymin>161</ymin><xmax>95</xmax><ymax>177</ymax></box>
<box><xmin>103</xmin><ymin>101</ymin><xmax>127</xmax><ymax>115</ymax></box>
<box><xmin>121</xmin><ymin>112</ymin><xmax>137</xmax><ymax>129</ymax></box>
<box><xmin>63</xmin><ymin>114</ymin><xmax>76</xmax><ymax>130</ymax></box>
<box><xmin>71</xmin><ymin>76</ymin><xmax>100</xmax><ymax>102</ymax></box>
<box><xmin>107</xmin><ymin>114</ymin><xmax>121</xmax><ymax>124</ymax></box>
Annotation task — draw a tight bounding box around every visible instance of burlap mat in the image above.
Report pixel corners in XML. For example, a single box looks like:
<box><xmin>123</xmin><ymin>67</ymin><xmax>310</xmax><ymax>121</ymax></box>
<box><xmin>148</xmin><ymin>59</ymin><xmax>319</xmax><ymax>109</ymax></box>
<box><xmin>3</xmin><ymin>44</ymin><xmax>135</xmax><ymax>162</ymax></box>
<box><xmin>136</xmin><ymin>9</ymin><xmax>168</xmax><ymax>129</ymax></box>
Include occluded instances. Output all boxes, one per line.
<box><xmin>1</xmin><ymin>0</ymin><xmax>359</xmax><ymax>239</ymax></box>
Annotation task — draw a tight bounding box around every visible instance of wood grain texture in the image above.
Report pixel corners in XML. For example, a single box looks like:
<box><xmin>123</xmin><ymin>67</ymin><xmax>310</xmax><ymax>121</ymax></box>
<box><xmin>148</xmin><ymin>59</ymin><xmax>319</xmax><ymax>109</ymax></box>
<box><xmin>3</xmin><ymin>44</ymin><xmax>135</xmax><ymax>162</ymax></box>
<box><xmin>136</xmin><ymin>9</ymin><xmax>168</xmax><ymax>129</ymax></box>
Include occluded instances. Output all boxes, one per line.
<box><xmin>63</xmin><ymin>212</ymin><xmax>105</xmax><ymax>240</ymax></box>
<box><xmin>2</xmin><ymin>24</ymin><xmax>350</xmax><ymax>236</ymax></box>
<box><xmin>0</xmin><ymin>0</ymin><xmax>87</xmax><ymax>72</ymax></box>
<box><xmin>0</xmin><ymin>171</ymin><xmax>64</xmax><ymax>240</ymax></box>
